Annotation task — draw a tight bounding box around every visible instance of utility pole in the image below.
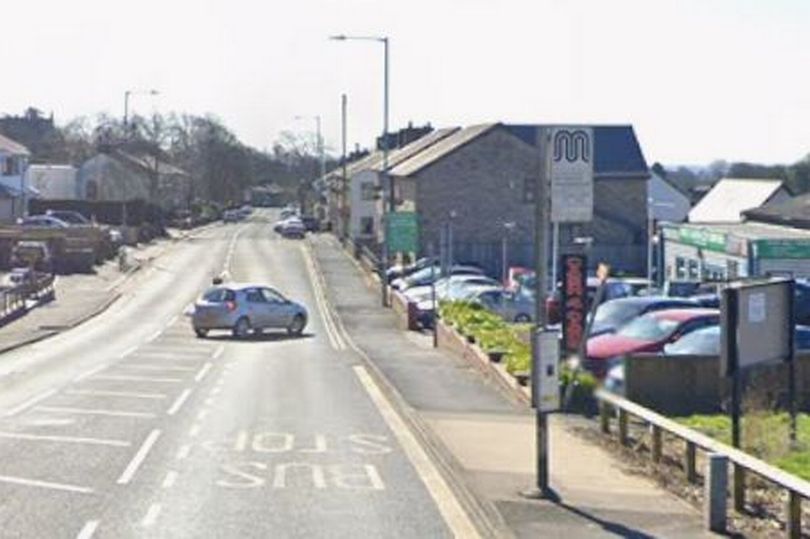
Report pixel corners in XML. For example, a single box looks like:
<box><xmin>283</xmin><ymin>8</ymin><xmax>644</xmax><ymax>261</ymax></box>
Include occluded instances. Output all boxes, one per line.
<box><xmin>341</xmin><ymin>94</ymin><xmax>348</xmax><ymax>241</ymax></box>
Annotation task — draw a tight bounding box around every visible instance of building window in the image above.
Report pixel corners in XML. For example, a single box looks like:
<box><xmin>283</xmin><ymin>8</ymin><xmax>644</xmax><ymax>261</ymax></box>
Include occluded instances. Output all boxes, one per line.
<box><xmin>360</xmin><ymin>217</ymin><xmax>374</xmax><ymax>236</ymax></box>
<box><xmin>1</xmin><ymin>157</ymin><xmax>19</xmax><ymax>176</ymax></box>
<box><xmin>675</xmin><ymin>257</ymin><xmax>687</xmax><ymax>279</ymax></box>
<box><xmin>688</xmin><ymin>260</ymin><xmax>700</xmax><ymax>280</ymax></box>
<box><xmin>523</xmin><ymin>177</ymin><xmax>535</xmax><ymax>203</ymax></box>
<box><xmin>361</xmin><ymin>182</ymin><xmax>376</xmax><ymax>201</ymax></box>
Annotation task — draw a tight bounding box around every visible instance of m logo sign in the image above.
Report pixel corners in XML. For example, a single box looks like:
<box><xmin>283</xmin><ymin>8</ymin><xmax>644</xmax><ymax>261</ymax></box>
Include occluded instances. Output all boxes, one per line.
<box><xmin>549</xmin><ymin>127</ymin><xmax>594</xmax><ymax>223</ymax></box>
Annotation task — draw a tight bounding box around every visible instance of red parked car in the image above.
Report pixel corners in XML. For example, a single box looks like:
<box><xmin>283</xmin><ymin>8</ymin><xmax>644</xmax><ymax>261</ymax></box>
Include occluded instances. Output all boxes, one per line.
<box><xmin>585</xmin><ymin>308</ymin><xmax>719</xmax><ymax>377</ymax></box>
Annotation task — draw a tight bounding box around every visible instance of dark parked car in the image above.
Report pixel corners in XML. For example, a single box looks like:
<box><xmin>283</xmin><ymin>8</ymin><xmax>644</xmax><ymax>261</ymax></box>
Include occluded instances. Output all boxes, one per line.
<box><xmin>300</xmin><ymin>216</ymin><xmax>320</xmax><ymax>232</ymax></box>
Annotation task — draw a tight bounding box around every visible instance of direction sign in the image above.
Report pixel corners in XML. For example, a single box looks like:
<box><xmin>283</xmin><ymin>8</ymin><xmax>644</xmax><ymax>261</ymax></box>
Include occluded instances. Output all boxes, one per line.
<box><xmin>550</xmin><ymin>127</ymin><xmax>594</xmax><ymax>223</ymax></box>
<box><xmin>386</xmin><ymin>212</ymin><xmax>419</xmax><ymax>253</ymax></box>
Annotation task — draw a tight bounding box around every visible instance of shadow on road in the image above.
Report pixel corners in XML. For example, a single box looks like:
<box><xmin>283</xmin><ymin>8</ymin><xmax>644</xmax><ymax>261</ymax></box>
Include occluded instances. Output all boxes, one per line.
<box><xmin>203</xmin><ymin>332</ymin><xmax>315</xmax><ymax>343</ymax></box>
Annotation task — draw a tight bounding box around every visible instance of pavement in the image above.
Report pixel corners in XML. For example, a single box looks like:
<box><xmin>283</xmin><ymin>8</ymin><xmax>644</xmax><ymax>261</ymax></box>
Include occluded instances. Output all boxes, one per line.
<box><xmin>309</xmin><ymin>232</ymin><xmax>712</xmax><ymax>538</ymax></box>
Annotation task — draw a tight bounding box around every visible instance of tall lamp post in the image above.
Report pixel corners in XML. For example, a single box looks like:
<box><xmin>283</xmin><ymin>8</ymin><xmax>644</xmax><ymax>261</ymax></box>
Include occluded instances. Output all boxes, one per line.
<box><xmin>124</xmin><ymin>89</ymin><xmax>159</xmax><ymax>128</ymax></box>
<box><xmin>330</xmin><ymin>34</ymin><xmax>390</xmax><ymax>307</ymax></box>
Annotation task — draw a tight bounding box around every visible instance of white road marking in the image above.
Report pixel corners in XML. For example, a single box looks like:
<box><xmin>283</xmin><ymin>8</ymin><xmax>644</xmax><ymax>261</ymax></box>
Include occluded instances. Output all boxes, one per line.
<box><xmin>176</xmin><ymin>444</ymin><xmax>191</xmax><ymax>459</ymax></box>
<box><xmin>147</xmin><ymin>330</ymin><xmax>162</xmax><ymax>343</ymax></box>
<box><xmin>167</xmin><ymin>314</ymin><xmax>179</xmax><ymax>327</ymax></box>
<box><xmin>196</xmin><ymin>409</ymin><xmax>209</xmax><ymax>421</ymax></box>
<box><xmin>76</xmin><ymin>520</ymin><xmax>99</xmax><ymax>539</ymax></box>
<box><xmin>301</xmin><ymin>244</ymin><xmax>346</xmax><ymax>350</ymax></box>
<box><xmin>141</xmin><ymin>503</ymin><xmax>162</xmax><ymax>527</ymax></box>
<box><xmin>208</xmin><ymin>388</ymin><xmax>221</xmax><ymax>397</ymax></box>
<box><xmin>73</xmin><ymin>365</ymin><xmax>107</xmax><ymax>382</ymax></box>
<box><xmin>93</xmin><ymin>375</ymin><xmax>182</xmax><ymax>383</ymax></box>
<box><xmin>167</xmin><ymin>389</ymin><xmax>193</xmax><ymax>415</ymax></box>
<box><xmin>194</xmin><ymin>362</ymin><xmax>213</xmax><ymax>382</ymax></box>
<box><xmin>119</xmin><ymin>346</ymin><xmax>138</xmax><ymax>359</ymax></box>
<box><xmin>120</xmin><ymin>365</ymin><xmax>195</xmax><ymax>372</ymax></box>
<box><xmin>162</xmin><ymin>471</ymin><xmax>178</xmax><ymax>489</ymax></box>
<box><xmin>65</xmin><ymin>389</ymin><xmax>167</xmax><ymax>400</ymax></box>
<box><xmin>117</xmin><ymin>429</ymin><xmax>162</xmax><ymax>484</ymax></box>
<box><xmin>212</xmin><ymin>345</ymin><xmax>225</xmax><ymax>360</ymax></box>
<box><xmin>5</xmin><ymin>389</ymin><xmax>57</xmax><ymax>417</ymax></box>
<box><xmin>0</xmin><ymin>474</ymin><xmax>92</xmax><ymax>494</ymax></box>
<box><xmin>26</xmin><ymin>418</ymin><xmax>76</xmax><ymax>427</ymax></box>
<box><xmin>0</xmin><ymin>432</ymin><xmax>130</xmax><ymax>447</ymax></box>
<box><xmin>36</xmin><ymin>406</ymin><xmax>155</xmax><ymax>419</ymax></box>
<box><xmin>188</xmin><ymin>424</ymin><xmax>201</xmax><ymax>437</ymax></box>
<box><xmin>353</xmin><ymin>366</ymin><xmax>481</xmax><ymax>538</ymax></box>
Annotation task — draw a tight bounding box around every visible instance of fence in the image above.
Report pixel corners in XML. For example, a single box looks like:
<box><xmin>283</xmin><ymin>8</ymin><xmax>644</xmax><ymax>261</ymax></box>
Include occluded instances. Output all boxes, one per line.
<box><xmin>596</xmin><ymin>388</ymin><xmax>810</xmax><ymax>537</ymax></box>
<box><xmin>0</xmin><ymin>274</ymin><xmax>56</xmax><ymax>325</ymax></box>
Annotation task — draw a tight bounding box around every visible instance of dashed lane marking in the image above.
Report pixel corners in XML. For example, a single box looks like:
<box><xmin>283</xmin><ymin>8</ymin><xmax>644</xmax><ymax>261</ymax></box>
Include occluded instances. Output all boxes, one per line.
<box><xmin>35</xmin><ymin>406</ymin><xmax>156</xmax><ymax>419</ymax></box>
<box><xmin>196</xmin><ymin>409</ymin><xmax>209</xmax><ymax>421</ymax></box>
<box><xmin>146</xmin><ymin>330</ymin><xmax>162</xmax><ymax>343</ymax></box>
<box><xmin>92</xmin><ymin>375</ymin><xmax>183</xmax><ymax>383</ymax></box>
<box><xmin>162</xmin><ymin>471</ymin><xmax>178</xmax><ymax>489</ymax></box>
<box><xmin>212</xmin><ymin>345</ymin><xmax>225</xmax><ymax>360</ymax></box>
<box><xmin>75</xmin><ymin>520</ymin><xmax>99</xmax><ymax>539</ymax></box>
<box><xmin>0</xmin><ymin>432</ymin><xmax>130</xmax><ymax>447</ymax></box>
<box><xmin>5</xmin><ymin>389</ymin><xmax>57</xmax><ymax>417</ymax></box>
<box><xmin>117</xmin><ymin>430</ymin><xmax>161</xmax><ymax>484</ymax></box>
<box><xmin>119</xmin><ymin>365</ymin><xmax>195</xmax><ymax>373</ymax></box>
<box><xmin>176</xmin><ymin>445</ymin><xmax>191</xmax><ymax>460</ymax></box>
<box><xmin>188</xmin><ymin>424</ymin><xmax>201</xmax><ymax>437</ymax></box>
<box><xmin>65</xmin><ymin>390</ymin><xmax>167</xmax><ymax>400</ymax></box>
<box><xmin>119</xmin><ymin>346</ymin><xmax>138</xmax><ymax>359</ymax></box>
<box><xmin>167</xmin><ymin>314</ymin><xmax>179</xmax><ymax>327</ymax></box>
<box><xmin>73</xmin><ymin>365</ymin><xmax>107</xmax><ymax>383</ymax></box>
<box><xmin>167</xmin><ymin>389</ymin><xmax>192</xmax><ymax>416</ymax></box>
<box><xmin>194</xmin><ymin>363</ymin><xmax>213</xmax><ymax>382</ymax></box>
<box><xmin>141</xmin><ymin>503</ymin><xmax>162</xmax><ymax>527</ymax></box>
<box><xmin>0</xmin><ymin>474</ymin><xmax>92</xmax><ymax>494</ymax></box>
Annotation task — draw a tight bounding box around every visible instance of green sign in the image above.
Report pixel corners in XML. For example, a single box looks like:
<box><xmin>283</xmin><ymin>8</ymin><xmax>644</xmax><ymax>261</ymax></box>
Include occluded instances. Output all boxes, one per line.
<box><xmin>386</xmin><ymin>212</ymin><xmax>419</xmax><ymax>253</ymax></box>
<box><xmin>754</xmin><ymin>239</ymin><xmax>810</xmax><ymax>260</ymax></box>
<box><xmin>677</xmin><ymin>227</ymin><xmax>727</xmax><ymax>253</ymax></box>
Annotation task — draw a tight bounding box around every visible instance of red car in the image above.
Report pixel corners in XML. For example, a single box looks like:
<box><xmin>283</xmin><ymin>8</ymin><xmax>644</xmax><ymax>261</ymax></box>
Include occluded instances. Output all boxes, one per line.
<box><xmin>585</xmin><ymin>308</ymin><xmax>719</xmax><ymax>376</ymax></box>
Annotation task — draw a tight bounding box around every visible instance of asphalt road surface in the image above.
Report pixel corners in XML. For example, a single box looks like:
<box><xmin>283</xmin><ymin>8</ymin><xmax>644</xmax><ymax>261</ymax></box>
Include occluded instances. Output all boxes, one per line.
<box><xmin>0</xmin><ymin>210</ymin><xmax>477</xmax><ymax>538</ymax></box>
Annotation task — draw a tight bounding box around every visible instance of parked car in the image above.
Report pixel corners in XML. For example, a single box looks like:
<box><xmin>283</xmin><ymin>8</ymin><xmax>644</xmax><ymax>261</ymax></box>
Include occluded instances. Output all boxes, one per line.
<box><xmin>540</xmin><ymin>277</ymin><xmax>637</xmax><ymax>324</ymax></box>
<box><xmin>223</xmin><ymin>210</ymin><xmax>242</xmax><ymax>223</ymax></box>
<box><xmin>391</xmin><ymin>265</ymin><xmax>483</xmax><ymax>291</ymax></box>
<box><xmin>586</xmin><ymin>308</ymin><xmax>719</xmax><ymax>376</ymax></box>
<box><xmin>402</xmin><ymin>274</ymin><xmax>489</xmax><ymax>303</ymax></box>
<box><xmin>386</xmin><ymin>257</ymin><xmax>434</xmax><ymax>284</ymax></box>
<box><xmin>18</xmin><ymin>215</ymin><xmax>70</xmax><ymax>229</ymax></box>
<box><xmin>280</xmin><ymin>206</ymin><xmax>299</xmax><ymax>220</ymax></box>
<box><xmin>467</xmin><ymin>287</ymin><xmax>534</xmax><ymax>323</ymax></box>
<box><xmin>279</xmin><ymin>219</ymin><xmax>306</xmax><ymax>239</ymax></box>
<box><xmin>44</xmin><ymin>210</ymin><xmax>91</xmax><ymax>225</ymax></box>
<box><xmin>191</xmin><ymin>283</ymin><xmax>308</xmax><ymax>338</ymax></box>
<box><xmin>300</xmin><ymin>216</ymin><xmax>320</xmax><ymax>232</ymax></box>
<box><xmin>589</xmin><ymin>296</ymin><xmax>700</xmax><ymax>337</ymax></box>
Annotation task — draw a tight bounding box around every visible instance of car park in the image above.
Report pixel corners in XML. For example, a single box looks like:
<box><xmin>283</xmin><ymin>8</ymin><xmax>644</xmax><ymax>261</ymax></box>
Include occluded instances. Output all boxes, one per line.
<box><xmin>467</xmin><ymin>287</ymin><xmax>534</xmax><ymax>323</ymax></box>
<box><xmin>191</xmin><ymin>283</ymin><xmax>308</xmax><ymax>338</ymax></box>
<box><xmin>589</xmin><ymin>296</ymin><xmax>700</xmax><ymax>337</ymax></box>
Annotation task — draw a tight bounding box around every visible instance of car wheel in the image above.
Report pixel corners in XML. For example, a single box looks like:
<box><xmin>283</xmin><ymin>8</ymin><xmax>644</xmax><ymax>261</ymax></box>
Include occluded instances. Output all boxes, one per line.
<box><xmin>194</xmin><ymin>328</ymin><xmax>208</xmax><ymax>338</ymax></box>
<box><xmin>287</xmin><ymin>314</ymin><xmax>306</xmax><ymax>336</ymax></box>
<box><xmin>233</xmin><ymin>317</ymin><xmax>251</xmax><ymax>338</ymax></box>
<box><xmin>514</xmin><ymin>313</ymin><xmax>531</xmax><ymax>323</ymax></box>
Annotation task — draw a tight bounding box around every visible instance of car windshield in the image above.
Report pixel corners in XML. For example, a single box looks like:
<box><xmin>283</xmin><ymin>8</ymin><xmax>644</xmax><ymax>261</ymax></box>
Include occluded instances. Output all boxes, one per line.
<box><xmin>593</xmin><ymin>301</ymin><xmax>642</xmax><ymax>325</ymax></box>
<box><xmin>665</xmin><ymin>326</ymin><xmax>720</xmax><ymax>355</ymax></box>
<box><xmin>618</xmin><ymin>315</ymin><xmax>680</xmax><ymax>341</ymax></box>
<box><xmin>203</xmin><ymin>287</ymin><xmax>235</xmax><ymax>302</ymax></box>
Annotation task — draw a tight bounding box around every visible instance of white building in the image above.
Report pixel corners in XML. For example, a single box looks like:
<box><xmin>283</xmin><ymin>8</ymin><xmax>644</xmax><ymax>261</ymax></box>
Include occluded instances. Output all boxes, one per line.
<box><xmin>25</xmin><ymin>164</ymin><xmax>78</xmax><ymax>199</ymax></box>
<box><xmin>0</xmin><ymin>133</ymin><xmax>35</xmax><ymax>223</ymax></box>
<box><xmin>688</xmin><ymin>177</ymin><xmax>791</xmax><ymax>223</ymax></box>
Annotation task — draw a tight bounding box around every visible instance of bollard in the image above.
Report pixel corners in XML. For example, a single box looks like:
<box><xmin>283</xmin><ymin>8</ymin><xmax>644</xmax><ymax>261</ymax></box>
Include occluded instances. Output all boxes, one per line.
<box><xmin>704</xmin><ymin>454</ymin><xmax>728</xmax><ymax>533</ymax></box>
<box><xmin>651</xmin><ymin>425</ymin><xmax>663</xmax><ymax>463</ymax></box>
<box><xmin>600</xmin><ymin>401</ymin><xmax>611</xmax><ymax>434</ymax></box>
<box><xmin>686</xmin><ymin>442</ymin><xmax>697</xmax><ymax>483</ymax></box>
<box><xmin>733</xmin><ymin>465</ymin><xmax>746</xmax><ymax>512</ymax></box>
<box><xmin>786</xmin><ymin>491</ymin><xmax>801</xmax><ymax>539</ymax></box>
<box><xmin>618</xmin><ymin>409</ymin><xmax>629</xmax><ymax>446</ymax></box>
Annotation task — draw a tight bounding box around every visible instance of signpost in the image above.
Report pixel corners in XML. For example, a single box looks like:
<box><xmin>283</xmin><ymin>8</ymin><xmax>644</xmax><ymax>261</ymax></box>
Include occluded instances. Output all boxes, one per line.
<box><xmin>386</xmin><ymin>212</ymin><xmax>419</xmax><ymax>254</ymax></box>
<box><xmin>550</xmin><ymin>127</ymin><xmax>594</xmax><ymax>223</ymax></box>
<box><xmin>561</xmin><ymin>254</ymin><xmax>587</xmax><ymax>353</ymax></box>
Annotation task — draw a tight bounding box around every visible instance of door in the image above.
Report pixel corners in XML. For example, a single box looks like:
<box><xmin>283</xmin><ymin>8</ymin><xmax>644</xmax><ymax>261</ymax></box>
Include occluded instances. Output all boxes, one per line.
<box><xmin>262</xmin><ymin>288</ymin><xmax>291</xmax><ymax>327</ymax></box>
<box><xmin>244</xmin><ymin>287</ymin><xmax>271</xmax><ymax>328</ymax></box>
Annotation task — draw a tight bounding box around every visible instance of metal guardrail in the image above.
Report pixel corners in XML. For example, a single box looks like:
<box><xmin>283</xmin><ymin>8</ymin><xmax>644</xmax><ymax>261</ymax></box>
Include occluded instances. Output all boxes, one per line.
<box><xmin>0</xmin><ymin>274</ymin><xmax>56</xmax><ymax>324</ymax></box>
<box><xmin>596</xmin><ymin>389</ymin><xmax>809</xmax><ymax>537</ymax></box>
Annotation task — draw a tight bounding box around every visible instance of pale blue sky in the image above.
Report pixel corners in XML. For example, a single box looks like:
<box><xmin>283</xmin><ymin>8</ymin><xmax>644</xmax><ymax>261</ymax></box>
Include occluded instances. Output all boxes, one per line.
<box><xmin>2</xmin><ymin>0</ymin><xmax>809</xmax><ymax>165</ymax></box>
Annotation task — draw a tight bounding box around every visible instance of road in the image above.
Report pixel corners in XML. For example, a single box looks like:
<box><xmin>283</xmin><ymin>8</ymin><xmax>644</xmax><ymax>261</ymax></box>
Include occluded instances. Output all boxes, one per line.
<box><xmin>0</xmin><ymin>210</ymin><xmax>477</xmax><ymax>538</ymax></box>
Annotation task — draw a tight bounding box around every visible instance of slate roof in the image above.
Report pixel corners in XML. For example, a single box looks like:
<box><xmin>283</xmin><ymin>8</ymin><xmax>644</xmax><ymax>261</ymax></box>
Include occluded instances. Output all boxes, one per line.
<box><xmin>688</xmin><ymin>178</ymin><xmax>786</xmax><ymax>223</ymax></box>
<box><xmin>369</xmin><ymin>127</ymin><xmax>460</xmax><ymax>172</ymax></box>
<box><xmin>388</xmin><ymin>124</ymin><xmax>498</xmax><ymax>177</ymax></box>
<box><xmin>0</xmin><ymin>133</ymin><xmax>30</xmax><ymax>156</ymax></box>
<box><xmin>505</xmin><ymin>124</ymin><xmax>649</xmax><ymax>178</ymax></box>
<box><xmin>744</xmin><ymin>191</ymin><xmax>810</xmax><ymax>229</ymax></box>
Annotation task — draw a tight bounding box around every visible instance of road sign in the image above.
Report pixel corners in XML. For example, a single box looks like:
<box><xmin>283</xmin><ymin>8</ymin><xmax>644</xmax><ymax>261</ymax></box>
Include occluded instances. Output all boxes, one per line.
<box><xmin>533</xmin><ymin>330</ymin><xmax>561</xmax><ymax>413</ymax></box>
<box><xmin>550</xmin><ymin>127</ymin><xmax>594</xmax><ymax>223</ymax></box>
<box><xmin>561</xmin><ymin>254</ymin><xmax>587</xmax><ymax>353</ymax></box>
<box><xmin>386</xmin><ymin>212</ymin><xmax>419</xmax><ymax>253</ymax></box>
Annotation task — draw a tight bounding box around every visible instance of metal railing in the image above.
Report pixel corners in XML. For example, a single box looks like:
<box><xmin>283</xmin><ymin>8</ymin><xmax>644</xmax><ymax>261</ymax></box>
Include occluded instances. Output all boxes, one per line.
<box><xmin>596</xmin><ymin>389</ymin><xmax>810</xmax><ymax>537</ymax></box>
<box><xmin>0</xmin><ymin>273</ymin><xmax>56</xmax><ymax>324</ymax></box>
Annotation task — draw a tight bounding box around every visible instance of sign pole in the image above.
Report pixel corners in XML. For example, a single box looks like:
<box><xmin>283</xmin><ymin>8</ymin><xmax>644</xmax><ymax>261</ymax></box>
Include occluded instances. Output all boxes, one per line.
<box><xmin>788</xmin><ymin>279</ymin><xmax>797</xmax><ymax>445</ymax></box>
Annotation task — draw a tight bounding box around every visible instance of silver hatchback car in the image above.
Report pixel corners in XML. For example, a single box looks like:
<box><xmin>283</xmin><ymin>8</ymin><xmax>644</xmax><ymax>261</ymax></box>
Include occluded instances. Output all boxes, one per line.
<box><xmin>191</xmin><ymin>283</ymin><xmax>308</xmax><ymax>338</ymax></box>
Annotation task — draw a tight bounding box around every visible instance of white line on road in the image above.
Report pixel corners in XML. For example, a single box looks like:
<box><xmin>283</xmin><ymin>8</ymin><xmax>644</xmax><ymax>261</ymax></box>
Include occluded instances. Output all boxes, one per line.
<box><xmin>207</xmin><ymin>389</ymin><xmax>220</xmax><ymax>398</ymax></box>
<box><xmin>141</xmin><ymin>503</ymin><xmax>162</xmax><ymax>527</ymax></box>
<box><xmin>188</xmin><ymin>424</ymin><xmax>201</xmax><ymax>437</ymax></box>
<box><xmin>5</xmin><ymin>389</ymin><xmax>57</xmax><ymax>417</ymax></box>
<box><xmin>76</xmin><ymin>520</ymin><xmax>99</xmax><ymax>539</ymax></box>
<box><xmin>36</xmin><ymin>406</ymin><xmax>156</xmax><ymax>419</ymax></box>
<box><xmin>119</xmin><ymin>346</ymin><xmax>138</xmax><ymax>359</ymax></box>
<box><xmin>93</xmin><ymin>375</ymin><xmax>182</xmax><ymax>383</ymax></box>
<box><xmin>147</xmin><ymin>330</ymin><xmax>162</xmax><ymax>343</ymax></box>
<box><xmin>162</xmin><ymin>471</ymin><xmax>178</xmax><ymax>489</ymax></box>
<box><xmin>176</xmin><ymin>444</ymin><xmax>191</xmax><ymax>460</ymax></box>
<box><xmin>196</xmin><ymin>409</ymin><xmax>209</xmax><ymax>421</ymax></box>
<box><xmin>167</xmin><ymin>314</ymin><xmax>179</xmax><ymax>327</ymax></box>
<box><xmin>353</xmin><ymin>365</ymin><xmax>481</xmax><ymax>539</ymax></box>
<box><xmin>0</xmin><ymin>431</ymin><xmax>130</xmax><ymax>447</ymax></box>
<box><xmin>194</xmin><ymin>362</ymin><xmax>213</xmax><ymax>382</ymax></box>
<box><xmin>73</xmin><ymin>365</ymin><xmax>107</xmax><ymax>383</ymax></box>
<box><xmin>65</xmin><ymin>389</ymin><xmax>167</xmax><ymax>400</ymax></box>
<box><xmin>167</xmin><ymin>389</ymin><xmax>192</xmax><ymax>415</ymax></box>
<box><xmin>117</xmin><ymin>429</ymin><xmax>161</xmax><ymax>484</ymax></box>
<box><xmin>0</xmin><ymin>474</ymin><xmax>92</xmax><ymax>494</ymax></box>
<box><xmin>120</xmin><ymin>365</ymin><xmax>195</xmax><ymax>372</ymax></box>
<box><xmin>212</xmin><ymin>345</ymin><xmax>225</xmax><ymax>360</ymax></box>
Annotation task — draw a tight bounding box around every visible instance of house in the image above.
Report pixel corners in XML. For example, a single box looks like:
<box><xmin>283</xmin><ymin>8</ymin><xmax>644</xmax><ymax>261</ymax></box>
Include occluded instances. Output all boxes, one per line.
<box><xmin>0</xmin><ymin>133</ymin><xmax>36</xmax><ymax>223</ymax></box>
<box><xmin>687</xmin><ymin>178</ymin><xmax>791</xmax><ymax>223</ymax></box>
<box><xmin>387</xmin><ymin>123</ymin><xmax>650</xmax><ymax>276</ymax></box>
<box><xmin>743</xmin><ymin>191</ymin><xmax>810</xmax><ymax>230</ymax></box>
<box><xmin>77</xmin><ymin>151</ymin><xmax>192</xmax><ymax>212</ymax></box>
<box><xmin>648</xmin><ymin>171</ymin><xmax>691</xmax><ymax>223</ymax></box>
<box><xmin>25</xmin><ymin>164</ymin><xmax>79</xmax><ymax>200</ymax></box>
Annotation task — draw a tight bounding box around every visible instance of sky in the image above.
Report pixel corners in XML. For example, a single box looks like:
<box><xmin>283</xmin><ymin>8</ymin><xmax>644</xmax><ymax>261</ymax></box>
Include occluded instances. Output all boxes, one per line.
<box><xmin>2</xmin><ymin>0</ymin><xmax>810</xmax><ymax>166</ymax></box>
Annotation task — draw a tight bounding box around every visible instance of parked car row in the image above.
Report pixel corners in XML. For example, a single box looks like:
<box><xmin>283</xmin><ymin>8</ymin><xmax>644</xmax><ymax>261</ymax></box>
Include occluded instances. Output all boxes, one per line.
<box><xmin>271</xmin><ymin>206</ymin><xmax>320</xmax><ymax>239</ymax></box>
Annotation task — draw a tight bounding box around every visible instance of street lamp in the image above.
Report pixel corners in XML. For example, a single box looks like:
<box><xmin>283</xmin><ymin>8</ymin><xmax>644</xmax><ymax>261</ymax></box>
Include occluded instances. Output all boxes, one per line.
<box><xmin>502</xmin><ymin>221</ymin><xmax>516</xmax><ymax>285</ymax></box>
<box><xmin>124</xmin><ymin>89</ymin><xmax>159</xmax><ymax>128</ymax></box>
<box><xmin>330</xmin><ymin>34</ymin><xmax>390</xmax><ymax>307</ymax></box>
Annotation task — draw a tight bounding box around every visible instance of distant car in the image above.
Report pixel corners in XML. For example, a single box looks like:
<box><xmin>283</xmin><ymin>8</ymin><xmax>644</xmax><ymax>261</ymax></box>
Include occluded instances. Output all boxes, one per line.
<box><xmin>44</xmin><ymin>210</ymin><xmax>91</xmax><ymax>226</ymax></box>
<box><xmin>191</xmin><ymin>283</ymin><xmax>308</xmax><ymax>338</ymax></box>
<box><xmin>280</xmin><ymin>207</ymin><xmax>299</xmax><ymax>220</ymax></box>
<box><xmin>392</xmin><ymin>265</ymin><xmax>484</xmax><ymax>291</ymax></box>
<box><xmin>467</xmin><ymin>287</ymin><xmax>534</xmax><ymax>323</ymax></box>
<box><xmin>279</xmin><ymin>219</ymin><xmax>306</xmax><ymax>239</ymax></box>
<box><xmin>299</xmin><ymin>216</ymin><xmax>320</xmax><ymax>232</ymax></box>
<box><xmin>589</xmin><ymin>296</ymin><xmax>700</xmax><ymax>337</ymax></box>
<box><xmin>223</xmin><ymin>210</ymin><xmax>241</xmax><ymax>223</ymax></box>
<box><xmin>540</xmin><ymin>277</ymin><xmax>636</xmax><ymax>325</ymax></box>
<box><xmin>586</xmin><ymin>308</ymin><xmax>719</xmax><ymax>376</ymax></box>
<box><xmin>386</xmin><ymin>257</ymin><xmax>434</xmax><ymax>283</ymax></box>
<box><xmin>18</xmin><ymin>215</ymin><xmax>70</xmax><ymax>229</ymax></box>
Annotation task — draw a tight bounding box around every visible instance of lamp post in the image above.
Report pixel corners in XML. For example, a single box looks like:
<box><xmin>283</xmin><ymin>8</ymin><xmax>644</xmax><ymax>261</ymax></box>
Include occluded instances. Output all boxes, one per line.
<box><xmin>123</xmin><ymin>89</ymin><xmax>159</xmax><ymax>128</ymax></box>
<box><xmin>502</xmin><ymin>221</ymin><xmax>516</xmax><ymax>285</ymax></box>
<box><xmin>330</xmin><ymin>34</ymin><xmax>390</xmax><ymax>307</ymax></box>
